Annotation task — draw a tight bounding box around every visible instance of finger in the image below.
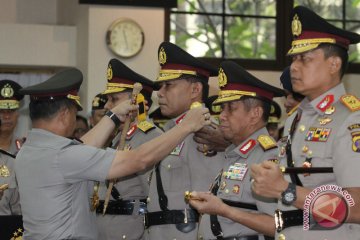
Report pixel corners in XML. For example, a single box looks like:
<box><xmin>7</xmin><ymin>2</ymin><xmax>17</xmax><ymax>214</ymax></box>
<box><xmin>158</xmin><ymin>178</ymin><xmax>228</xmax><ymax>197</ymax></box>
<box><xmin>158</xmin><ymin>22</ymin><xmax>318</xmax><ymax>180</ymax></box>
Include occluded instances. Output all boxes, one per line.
<box><xmin>250</xmin><ymin>163</ymin><xmax>261</xmax><ymax>175</ymax></box>
<box><xmin>261</xmin><ymin>160</ymin><xmax>277</xmax><ymax>169</ymax></box>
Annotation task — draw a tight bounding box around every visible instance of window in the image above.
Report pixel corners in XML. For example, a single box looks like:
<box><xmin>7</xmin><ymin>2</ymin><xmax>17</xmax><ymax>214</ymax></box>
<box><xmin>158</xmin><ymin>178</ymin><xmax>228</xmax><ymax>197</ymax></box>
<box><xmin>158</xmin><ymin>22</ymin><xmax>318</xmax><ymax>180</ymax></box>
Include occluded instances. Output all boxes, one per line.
<box><xmin>166</xmin><ymin>0</ymin><xmax>360</xmax><ymax>72</ymax></box>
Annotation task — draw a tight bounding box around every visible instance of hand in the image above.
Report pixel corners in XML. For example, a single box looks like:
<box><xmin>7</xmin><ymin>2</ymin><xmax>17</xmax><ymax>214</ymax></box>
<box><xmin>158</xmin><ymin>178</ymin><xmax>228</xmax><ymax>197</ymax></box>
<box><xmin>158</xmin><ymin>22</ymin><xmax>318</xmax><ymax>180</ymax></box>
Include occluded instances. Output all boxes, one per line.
<box><xmin>189</xmin><ymin>191</ymin><xmax>226</xmax><ymax>216</ymax></box>
<box><xmin>0</xmin><ymin>184</ymin><xmax>9</xmax><ymax>200</ymax></box>
<box><xmin>250</xmin><ymin>161</ymin><xmax>288</xmax><ymax>199</ymax></box>
<box><xmin>110</xmin><ymin>99</ymin><xmax>139</xmax><ymax>122</ymax></box>
<box><xmin>180</xmin><ymin>108</ymin><xmax>211</xmax><ymax>133</ymax></box>
<box><xmin>194</xmin><ymin>123</ymin><xmax>231</xmax><ymax>152</ymax></box>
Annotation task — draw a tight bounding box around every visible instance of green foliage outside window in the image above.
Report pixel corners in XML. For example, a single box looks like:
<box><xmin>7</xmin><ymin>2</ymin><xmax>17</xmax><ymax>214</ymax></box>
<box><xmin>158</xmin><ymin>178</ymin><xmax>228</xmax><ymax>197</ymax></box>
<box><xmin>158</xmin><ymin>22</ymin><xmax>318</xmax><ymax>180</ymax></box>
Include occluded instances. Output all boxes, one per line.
<box><xmin>169</xmin><ymin>0</ymin><xmax>360</xmax><ymax>65</ymax></box>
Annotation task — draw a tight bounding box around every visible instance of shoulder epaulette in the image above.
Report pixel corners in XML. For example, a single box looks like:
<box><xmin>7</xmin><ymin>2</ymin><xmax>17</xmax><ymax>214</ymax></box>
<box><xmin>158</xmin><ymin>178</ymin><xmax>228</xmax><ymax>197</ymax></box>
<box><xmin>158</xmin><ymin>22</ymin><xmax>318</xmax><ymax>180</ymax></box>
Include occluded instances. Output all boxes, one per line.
<box><xmin>340</xmin><ymin>94</ymin><xmax>360</xmax><ymax>112</ymax></box>
<box><xmin>257</xmin><ymin>135</ymin><xmax>277</xmax><ymax>151</ymax></box>
<box><xmin>137</xmin><ymin>120</ymin><xmax>156</xmax><ymax>133</ymax></box>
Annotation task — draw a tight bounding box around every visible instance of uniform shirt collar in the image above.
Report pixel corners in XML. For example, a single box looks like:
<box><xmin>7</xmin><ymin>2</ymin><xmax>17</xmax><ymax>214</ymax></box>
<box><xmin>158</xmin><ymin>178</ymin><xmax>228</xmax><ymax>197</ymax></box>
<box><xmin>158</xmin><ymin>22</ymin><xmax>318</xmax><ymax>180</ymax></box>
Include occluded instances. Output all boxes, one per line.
<box><xmin>226</xmin><ymin>127</ymin><xmax>269</xmax><ymax>159</ymax></box>
<box><xmin>299</xmin><ymin>83</ymin><xmax>346</xmax><ymax>115</ymax></box>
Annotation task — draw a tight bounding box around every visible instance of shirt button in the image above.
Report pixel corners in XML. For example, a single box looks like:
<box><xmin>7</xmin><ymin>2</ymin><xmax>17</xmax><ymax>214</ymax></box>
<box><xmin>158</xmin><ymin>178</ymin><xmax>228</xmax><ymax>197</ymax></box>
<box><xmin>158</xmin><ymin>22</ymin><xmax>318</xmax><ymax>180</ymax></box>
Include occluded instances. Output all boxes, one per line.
<box><xmin>225</xmin><ymin>189</ymin><xmax>229</xmax><ymax>194</ymax></box>
<box><xmin>167</xmin><ymin>164</ymin><xmax>171</xmax><ymax>169</ymax></box>
<box><xmin>278</xmin><ymin>233</ymin><xmax>286</xmax><ymax>240</ymax></box>
<box><xmin>147</xmin><ymin>197</ymin><xmax>150</xmax><ymax>203</ymax></box>
<box><xmin>122</xmin><ymin>235</ymin><xmax>126</xmax><ymax>239</ymax></box>
<box><xmin>307</xmin><ymin>150</ymin><xmax>313</xmax><ymax>157</ymax></box>
<box><xmin>299</xmin><ymin>125</ymin><xmax>306</xmax><ymax>132</ymax></box>
<box><xmin>302</xmin><ymin>146</ymin><xmax>309</xmax><ymax>153</ymax></box>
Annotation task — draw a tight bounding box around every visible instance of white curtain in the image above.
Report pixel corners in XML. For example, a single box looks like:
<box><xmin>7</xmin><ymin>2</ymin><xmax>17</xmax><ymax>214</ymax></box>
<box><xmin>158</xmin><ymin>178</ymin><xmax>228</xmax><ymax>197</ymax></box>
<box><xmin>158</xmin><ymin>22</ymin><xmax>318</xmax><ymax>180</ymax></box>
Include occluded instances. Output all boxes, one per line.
<box><xmin>0</xmin><ymin>72</ymin><xmax>53</xmax><ymax>138</ymax></box>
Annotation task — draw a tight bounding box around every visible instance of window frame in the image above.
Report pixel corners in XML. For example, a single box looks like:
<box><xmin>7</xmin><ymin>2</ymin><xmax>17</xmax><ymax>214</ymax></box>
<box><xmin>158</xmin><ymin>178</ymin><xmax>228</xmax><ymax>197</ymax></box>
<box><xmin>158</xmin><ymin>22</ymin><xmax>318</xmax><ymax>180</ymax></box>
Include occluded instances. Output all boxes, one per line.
<box><xmin>164</xmin><ymin>0</ymin><xmax>360</xmax><ymax>73</ymax></box>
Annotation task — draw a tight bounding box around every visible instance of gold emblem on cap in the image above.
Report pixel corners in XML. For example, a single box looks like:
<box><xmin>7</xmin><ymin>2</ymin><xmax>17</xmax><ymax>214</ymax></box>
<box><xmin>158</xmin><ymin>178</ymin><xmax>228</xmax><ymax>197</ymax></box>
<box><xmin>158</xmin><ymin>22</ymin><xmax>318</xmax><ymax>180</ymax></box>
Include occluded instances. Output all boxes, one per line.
<box><xmin>159</xmin><ymin>47</ymin><xmax>167</xmax><ymax>65</ymax></box>
<box><xmin>292</xmin><ymin>14</ymin><xmax>302</xmax><ymax>37</ymax></box>
<box><xmin>107</xmin><ymin>64</ymin><xmax>113</xmax><ymax>81</ymax></box>
<box><xmin>92</xmin><ymin>97</ymin><xmax>100</xmax><ymax>107</ymax></box>
<box><xmin>218</xmin><ymin>68</ymin><xmax>227</xmax><ymax>87</ymax></box>
<box><xmin>1</xmin><ymin>84</ymin><xmax>14</xmax><ymax>99</ymax></box>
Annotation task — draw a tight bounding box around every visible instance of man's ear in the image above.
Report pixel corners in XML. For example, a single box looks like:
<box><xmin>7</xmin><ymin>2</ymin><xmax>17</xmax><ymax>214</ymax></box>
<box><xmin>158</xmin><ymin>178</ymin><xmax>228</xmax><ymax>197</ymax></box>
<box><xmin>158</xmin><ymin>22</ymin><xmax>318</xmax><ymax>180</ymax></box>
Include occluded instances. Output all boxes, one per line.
<box><xmin>250</xmin><ymin>105</ymin><xmax>264</xmax><ymax>124</ymax></box>
<box><xmin>329</xmin><ymin>56</ymin><xmax>341</xmax><ymax>75</ymax></box>
<box><xmin>191</xmin><ymin>81</ymin><xmax>203</xmax><ymax>99</ymax></box>
<box><xmin>57</xmin><ymin>107</ymin><xmax>69</xmax><ymax>126</ymax></box>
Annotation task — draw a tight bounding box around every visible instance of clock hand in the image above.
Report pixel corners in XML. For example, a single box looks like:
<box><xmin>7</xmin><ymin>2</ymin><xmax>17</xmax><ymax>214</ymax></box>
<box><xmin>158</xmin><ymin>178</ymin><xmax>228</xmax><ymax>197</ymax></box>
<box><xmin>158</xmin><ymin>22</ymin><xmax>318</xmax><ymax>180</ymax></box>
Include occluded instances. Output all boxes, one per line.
<box><xmin>122</xmin><ymin>30</ymin><xmax>129</xmax><ymax>49</ymax></box>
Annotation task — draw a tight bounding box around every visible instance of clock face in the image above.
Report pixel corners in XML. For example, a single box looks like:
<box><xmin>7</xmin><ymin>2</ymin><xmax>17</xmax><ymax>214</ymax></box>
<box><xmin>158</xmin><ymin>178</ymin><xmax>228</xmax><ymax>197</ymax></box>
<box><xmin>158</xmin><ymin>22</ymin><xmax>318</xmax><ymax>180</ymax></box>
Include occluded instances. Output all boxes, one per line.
<box><xmin>106</xmin><ymin>19</ymin><xmax>144</xmax><ymax>58</ymax></box>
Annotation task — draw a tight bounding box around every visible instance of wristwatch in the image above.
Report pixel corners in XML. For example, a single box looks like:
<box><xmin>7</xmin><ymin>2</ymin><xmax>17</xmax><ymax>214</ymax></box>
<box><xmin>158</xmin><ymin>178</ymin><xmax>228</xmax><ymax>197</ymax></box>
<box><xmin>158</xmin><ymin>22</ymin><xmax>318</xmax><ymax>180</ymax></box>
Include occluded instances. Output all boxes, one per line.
<box><xmin>281</xmin><ymin>182</ymin><xmax>297</xmax><ymax>206</ymax></box>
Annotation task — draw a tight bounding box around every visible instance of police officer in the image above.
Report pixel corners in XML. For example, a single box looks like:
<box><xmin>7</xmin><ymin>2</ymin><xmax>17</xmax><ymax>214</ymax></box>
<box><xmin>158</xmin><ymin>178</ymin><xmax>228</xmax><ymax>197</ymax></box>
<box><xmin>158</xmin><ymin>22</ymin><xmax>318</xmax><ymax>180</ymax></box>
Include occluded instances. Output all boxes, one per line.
<box><xmin>267</xmin><ymin>100</ymin><xmax>282</xmax><ymax>141</ymax></box>
<box><xmin>14</xmin><ymin>68</ymin><xmax>211</xmax><ymax>240</ymax></box>
<box><xmin>0</xmin><ymin>148</ymin><xmax>21</xmax><ymax>216</ymax></box>
<box><xmin>189</xmin><ymin>61</ymin><xmax>284</xmax><ymax>240</ymax></box>
<box><xmin>145</xmin><ymin>42</ymin><xmax>225</xmax><ymax>240</ymax></box>
<box><xmin>89</xmin><ymin>93</ymin><xmax>108</xmax><ymax>128</ymax></box>
<box><xmin>279</xmin><ymin>67</ymin><xmax>304</xmax><ymax>116</ymax></box>
<box><xmin>0</xmin><ymin>80</ymin><xmax>25</xmax><ymax>155</ymax></box>
<box><xmin>251</xmin><ymin>6</ymin><xmax>360</xmax><ymax>240</ymax></box>
<box><xmin>96</xmin><ymin>59</ymin><xmax>163</xmax><ymax>240</ymax></box>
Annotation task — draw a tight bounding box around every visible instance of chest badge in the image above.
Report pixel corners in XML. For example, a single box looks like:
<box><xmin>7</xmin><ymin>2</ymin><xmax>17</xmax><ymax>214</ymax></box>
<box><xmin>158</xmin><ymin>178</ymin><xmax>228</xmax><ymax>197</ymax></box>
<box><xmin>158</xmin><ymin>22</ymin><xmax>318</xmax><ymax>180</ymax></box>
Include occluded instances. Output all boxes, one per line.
<box><xmin>324</xmin><ymin>106</ymin><xmax>336</xmax><ymax>115</ymax></box>
<box><xmin>232</xmin><ymin>184</ymin><xmax>240</xmax><ymax>194</ymax></box>
<box><xmin>225</xmin><ymin>163</ymin><xmax>248</xmax><ymax>181</ymax></box>
<box><xmin>351</xmin><ymin>132</ymin><xmax>360</xmax><ymax>153</ymax></box>
<box><xmin>305</xmin><ymin>127</ymin><xmax>331</xmax><ymax>142</ymax></box>
<box><xmin>318</xmin><ymin>117</ymin><xmax>332</xmax><ymax>125</ymax></box>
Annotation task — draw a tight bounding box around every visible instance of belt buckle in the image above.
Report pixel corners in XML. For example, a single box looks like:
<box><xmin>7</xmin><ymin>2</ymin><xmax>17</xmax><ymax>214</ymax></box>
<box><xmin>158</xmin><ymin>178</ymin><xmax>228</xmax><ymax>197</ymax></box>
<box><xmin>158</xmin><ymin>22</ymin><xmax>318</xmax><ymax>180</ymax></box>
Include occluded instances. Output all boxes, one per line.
<box><xmin>274</xmin><ymin>209</ymin><xmax>284</xmax><ymax>233</ymax></box>
<box><xmin>138</xmin><ymin>202</ymin><xmax>148</xmax><ymax>215</ymax></box>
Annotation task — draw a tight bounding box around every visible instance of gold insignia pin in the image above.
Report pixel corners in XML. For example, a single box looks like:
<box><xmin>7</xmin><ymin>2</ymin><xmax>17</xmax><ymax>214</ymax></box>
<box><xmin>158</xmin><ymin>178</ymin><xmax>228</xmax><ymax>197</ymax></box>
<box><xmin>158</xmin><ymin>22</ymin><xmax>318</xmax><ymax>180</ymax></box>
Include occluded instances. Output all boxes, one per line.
<box><xmin>218</xmin><ymin>68</ymin><xmax>227</xmax><ymax>87</ymax></box>
<box><xmin>291</xmin><ymin>14</ymin><xmax>302</xmax><ymax>37</ymax></box>
<box><xmin>0</xmin><ymin>165</ymin><xmax>10</xmax><ymax>177</ymax></box>
<box><xmin>324</xmin><ymin>106</ymin><xmax>335</xmax><ymax>115</ymax></box>
<box><xmin>107</xmin><ymin>64</ymin><xmax>113</xmax><ymax>81</ymax></box>
<box><xmin>158</xmin><ymin>47</ymin><xmax>167</xmax><ymax>65</ymax></box>
<box><xmin>302</xmin><ymin>145</ymin><xmax>309</xmax><ymax>153</ymax></box>
<box><xmin>1</xmin><ymin>84</ymin><xmax>14</xmax><ymax>98</ymax></box>
<box><xmin>92</xmin><ymin>97</ymin><xmax>100</xmax><ymax>107</ymax></box>
<box><xmin>318</xmin><ymin>117</ymin><xmax>332</xmax><ymax>125</ymax></box>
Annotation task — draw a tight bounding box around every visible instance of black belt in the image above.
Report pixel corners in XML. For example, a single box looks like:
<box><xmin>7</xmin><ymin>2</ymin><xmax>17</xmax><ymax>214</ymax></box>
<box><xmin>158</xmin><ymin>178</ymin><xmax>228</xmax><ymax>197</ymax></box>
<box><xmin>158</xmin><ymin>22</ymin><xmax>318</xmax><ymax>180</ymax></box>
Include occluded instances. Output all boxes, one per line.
<box><xmin>96</xmin><ymin>199</ymin><xmax>147</xmax><ymax>215</ymax></box>
<box><xmin>275</xmin><ymin>209</ymin><xmax>303</xmax><ymax>232</ymax></box>
<box><xmin>222</xmin><ymin>199</ymin><xmax>258</xmax><ymax>211</ymax></box>
<box><xmin>221</xmin><ymin>235</ymin><xmax>259</xmax><ymax>240</ymax></box>
<box><xmin>144</xmin><ymin>209</ymin><xmax>199</xmax><ymax>228</ymax></box>
<box><xmin>211</xmin><ymin>200</ymin><xmax>259</xmax><ymax>239</ymax></box>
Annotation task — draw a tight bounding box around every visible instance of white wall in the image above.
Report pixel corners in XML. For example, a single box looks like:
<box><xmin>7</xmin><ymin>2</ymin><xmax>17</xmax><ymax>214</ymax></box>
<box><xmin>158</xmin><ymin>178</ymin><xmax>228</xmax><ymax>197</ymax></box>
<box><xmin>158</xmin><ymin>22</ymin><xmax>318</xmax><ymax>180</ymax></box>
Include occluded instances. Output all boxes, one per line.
<box><xmin>86</xmin><ymin>6</ymin><xmax>164</xmax><ymax>113</ymax></box>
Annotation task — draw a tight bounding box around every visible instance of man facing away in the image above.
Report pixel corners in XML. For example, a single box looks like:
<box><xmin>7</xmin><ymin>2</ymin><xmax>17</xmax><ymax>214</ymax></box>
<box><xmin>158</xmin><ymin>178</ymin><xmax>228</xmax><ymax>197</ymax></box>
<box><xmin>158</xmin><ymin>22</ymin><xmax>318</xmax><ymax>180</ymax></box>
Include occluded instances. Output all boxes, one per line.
<box><xmin>15</xmin><ymin>68</ymin><xmax>211</xmax><ymax>240</ymax></box>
